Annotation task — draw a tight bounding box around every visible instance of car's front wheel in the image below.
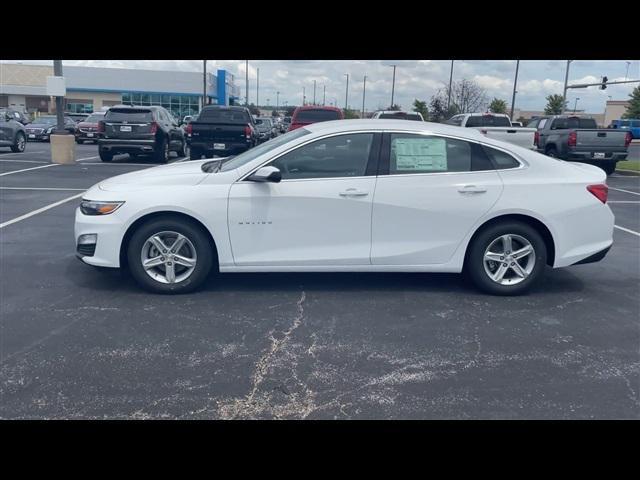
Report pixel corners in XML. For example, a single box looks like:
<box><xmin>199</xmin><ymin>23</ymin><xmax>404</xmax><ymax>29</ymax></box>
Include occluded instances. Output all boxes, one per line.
<box><xmin>127</xmin><ymin>217</ymin><xmax>214</xmax><ymax>294</ymax></box>
<box><xmin>465</xmin><ymin>221</ymin><xmax>547</xmax><ymax>295</ymax></box>
<box><xmin>99</xmin><ymin>148</ymin><xmax>113</xmax><ymax>162</ymax></box>
<box><xmin>155</xmin><ymin>137</ymin><xmax>170</xmax><ymax>163</ymax></box>
<box><xmin>11</xmin><ymin>132</ymin><xmax>26</xmax><ymax>153</ymax></box>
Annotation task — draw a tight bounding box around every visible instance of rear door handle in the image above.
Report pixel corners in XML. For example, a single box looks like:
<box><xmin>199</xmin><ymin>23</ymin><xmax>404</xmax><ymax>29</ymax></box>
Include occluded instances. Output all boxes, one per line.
<box><xmin>458</xmin><ymin>185</ymin><xmax>487</xmax><ymax>195</ymax></box>
<box><xmin>339</xmin><ymin>188</ymin><xmax>369</xmax><ymax>197</ymax></box>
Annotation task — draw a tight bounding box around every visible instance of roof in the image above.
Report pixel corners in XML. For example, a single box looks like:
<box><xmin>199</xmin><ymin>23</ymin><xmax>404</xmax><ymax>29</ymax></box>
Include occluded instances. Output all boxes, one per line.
<box><xmin>304</xmin><ymin>119</ymin><xmax>484</xmax><ymax>137</ymax></box>
<box><xmin>294</xmin><ymin>105</ymin><xmax>342</xmax><ymax>112</ymax></box>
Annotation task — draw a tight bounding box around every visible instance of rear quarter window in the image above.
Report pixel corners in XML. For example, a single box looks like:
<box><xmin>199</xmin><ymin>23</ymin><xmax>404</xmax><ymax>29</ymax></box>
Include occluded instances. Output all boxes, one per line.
<box><xmin>483</xmin><ymin>145</ymin><xmax>521</xmax><ymax>169</ymax></box>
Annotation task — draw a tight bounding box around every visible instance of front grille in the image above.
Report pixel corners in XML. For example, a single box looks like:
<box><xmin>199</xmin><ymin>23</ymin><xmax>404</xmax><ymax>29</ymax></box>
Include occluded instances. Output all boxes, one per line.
<box><xmin>27</xmin><ymin>128</ymin><xmax>44</xmax><ymax>134</ymax></box>
<box><xmin>77</xmin><ymin>243</ymin><xmax>96</xmax><ymax>256</ymax></box>
<box><xmin>80</xmin><ymin>127</ymin><xmax>96</xmax><ymax>133</ymax></box>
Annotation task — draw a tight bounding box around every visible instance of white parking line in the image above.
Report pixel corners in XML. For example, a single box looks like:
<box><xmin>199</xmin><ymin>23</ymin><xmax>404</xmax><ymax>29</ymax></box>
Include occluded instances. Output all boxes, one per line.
<box><xmin>0</xmin><ymin>159</ymin><xmax>48</xmax><ymax>164</ymax></box>
<box><xmin>76</xmin><ymin>156</ymin><xmax>100</xmax><ymax>162</ymax></box>
<box><xmin>0</xmin><ymin>151</ymin><xmax>45</xmax><ymax>156</ymax></box>
<box><xmin>0</xmin><ymin>164</ymin><xmax>58</xmax><ymax>177</ymax></box>
<box><xmin>608</xmin><ymin>201</ymin><xmax>640</xmax><ymax>204</ymax></box>
<box><xmin>614</xmin><ymin>225</ymin><xmax>640</xmax><ymax>237</ymax></box>
<box><xmin>0</xmin><ymin>193</ymin><xmax>83</xmax><ymax>229</ymax></box>
<box><xmin>0</xmin><ymin>187</ymin><xmax>85</xmax><ymax>191</ymax></box>
<box><xmin>610</xmin><ymin>187</ymin><xmax>640</xmax><ymax>196</ymax></box>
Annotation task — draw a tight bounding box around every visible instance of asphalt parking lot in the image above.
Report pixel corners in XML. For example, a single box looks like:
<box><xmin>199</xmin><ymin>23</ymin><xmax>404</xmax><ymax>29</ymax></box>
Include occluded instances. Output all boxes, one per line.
<box><xmin>0</xmin><ymin>142</ymin><xmax>638</xmax><ymax>419</ymax></box>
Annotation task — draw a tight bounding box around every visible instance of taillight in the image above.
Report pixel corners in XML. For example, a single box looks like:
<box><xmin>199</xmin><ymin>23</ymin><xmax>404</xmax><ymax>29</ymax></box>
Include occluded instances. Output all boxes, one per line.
<box><xmin>185</xmin><ymin>123</ymin><xmax>192</xmax><ymax>135</ymax></box>
<box><xmin>97</xmin><ymin>121</ymin><xmax>105</xmax><ymax>133</ymax></box>
<box><xmin>568</xmin><ymin>131</ymin><xmax>577</xmax><ymax>147</ymax></box>
<box><xmin>244</xmin><ymin>125</ymin><xmax>251</xmax><ymax>139</ymax></box>
<box><xmin>534</xmin><ymin>130</ymin><xmax>540</xmax><ymax>147</ymax></box>
<box><xmin>587</xmin><ymin>184</ymin><xmax>608</xmax><ymax>204</ymax></box>
<box><xmin>625</xmin><ymin>132</ymin><xmax>632</xmax><ymax>148</ymax></box>
<box><xmin>150</xmin><ymin>122</ymin><xmax>158</xmax><ymax>134</ymax></box>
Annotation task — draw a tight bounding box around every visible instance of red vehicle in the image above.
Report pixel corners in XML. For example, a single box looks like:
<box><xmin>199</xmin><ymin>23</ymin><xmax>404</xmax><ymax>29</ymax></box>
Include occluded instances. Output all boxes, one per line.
<box><xmin>75</xmin><ymin>112</ymin><xmax>105</xmax><ymax>144</ymax></box>
<box><xmin>288</xmin><ymin>106</ymin><xmax>344</xmax><ymax>131</ymax></box>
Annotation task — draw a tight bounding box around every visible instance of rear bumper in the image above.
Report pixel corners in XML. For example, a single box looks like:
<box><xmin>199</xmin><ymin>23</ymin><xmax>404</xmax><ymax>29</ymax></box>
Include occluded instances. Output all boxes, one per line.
<box><xmin>99</xmin><ymin>138</ymin><xmax>157</xmax><ymax>154</ymax></box>
<box><xmin>566</xmin><ymin>151</ymin><xmax>628</xmax><ymax>161</ymax></box>
<box><xmin>188</xmin><ymin>140</ymin><xmax>252</xmax><ymax>154</ymax></box>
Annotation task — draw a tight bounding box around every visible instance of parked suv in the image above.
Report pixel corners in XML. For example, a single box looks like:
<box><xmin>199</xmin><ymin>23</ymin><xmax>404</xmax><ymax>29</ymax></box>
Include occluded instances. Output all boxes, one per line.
<box><xmin>1</xmin><ymin>108</ymin><xmax>31</xmax><ymax>125</ymax></box>
<box><xmin>0</xmin><ymin>109</ymin><xmax>27</xmax><ymax>152</ymax></box>
<box><xmin>75</xmin><ymin>112</ymin><xmax>105</xmax><ymax>144</ymax></box>
<box><xmin>98</xmin><ymin>106</ymin><xmax>187</xmax><ymax>163</ymax></box>
<box><xmin>289</xmin><ymin>106</ymin><xmax>344</xmax><ymax>131</ymax></box>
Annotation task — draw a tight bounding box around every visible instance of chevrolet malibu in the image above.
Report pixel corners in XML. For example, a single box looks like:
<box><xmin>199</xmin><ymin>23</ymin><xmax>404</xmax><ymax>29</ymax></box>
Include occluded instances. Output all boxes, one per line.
<box><xmin>75</xmin><ymin>120</ymin><xmax>614</xmax><ymax>295</ymax></box>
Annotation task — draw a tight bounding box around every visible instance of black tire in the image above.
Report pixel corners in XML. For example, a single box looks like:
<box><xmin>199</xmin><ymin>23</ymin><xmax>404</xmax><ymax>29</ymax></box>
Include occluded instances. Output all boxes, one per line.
<box><xmin>99</xmin><ymin>149</ymin><xmax>113</xmax><ymax>162</ymax></box>
<box><xmin>127</xmin><ymin>216</ymin><xmax>214</xmax><ymax>294</ymax></box>
<box><xmin>603</xmin><ymin>161</ymin><xmax>616</xmax><ymax>175</ymax></box>
<box><xmin>11</xmin><ymin>132</ymin><xmax>26</xmax><ymax>153</ymax></box>
<box><xmin>155</xmin><ymin>137</ymin><xmax>170</xmax><ymax>163</ymax></box>
<box><xmin>545</xmin><ymin>146</ymin><xmax>557</xmax><ymax>158</ymax></box>
<box><xmin>190</xmin><ymin>147</ymin><xmax>202</xmax><ymax>160</ymax></box>
<box><xmin>177</xmin><ymin>139</ymin><xmax>187</xmax><ymax>157</ymax></box>
<box><xmin>76</xmin><ymin>138</ymin><xmax>84</xmax><ymax>144</ymax></box>
<box><xmin>465</xmin><ymin>221</ymin><xmax>547</xmax><ymax>296</ymax></box>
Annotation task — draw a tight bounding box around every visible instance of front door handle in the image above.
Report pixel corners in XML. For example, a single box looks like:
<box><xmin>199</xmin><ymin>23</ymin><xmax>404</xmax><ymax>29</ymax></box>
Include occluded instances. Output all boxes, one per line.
<box><xmin>458</xmin><ymin>185</ymin><xmax>487</xmax><ymax>195</ymax></box>
<box><xmin>339</xmin><ymin>188</ymin><xmax>369</xmax><ymax>197</ymax></box>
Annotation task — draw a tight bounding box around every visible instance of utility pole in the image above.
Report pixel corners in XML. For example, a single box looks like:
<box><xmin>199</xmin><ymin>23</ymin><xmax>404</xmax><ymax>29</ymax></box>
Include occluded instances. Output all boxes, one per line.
<box><xmin>573</xmin><ymin>97</ymin><xmax>580</xmax><ymax>113</ymax></box>
<box><xmin>447</xmin><ymin>60</ymin><xmax>454</xmax><ymax>111</ymax></box>
<box><xmin>303</xmin><ymin>87</ymin><xmax>306</xmax><ymax>106</ymax></box>
<box><xmin>562</xmin><ymin>60</ymin><xmax>572</xmax><ymax>114</ymax></box>
<box><xmin>362</xmin><ymin>75</ymin><xmax>367</xmax><ymax>118</ymax></box>
<box><xmin>53</xmin><ymin>60</ymin><xmax>65</xmax><ymax>133</ymax></box>
<box><xmin>344</xmin><ymin>74</ymin><xmax>349</xmax><ymax>110</ymax></box>
<box><xmin>203</xmin><ymin>60</ymin><xmax>207</xmax><ymax>107</ymax></box>
<box><xmin>245</xmin><ymin>60</ymin><xmax>249</xmax><ymax>106</ymax></box>
<box><xmin>625</xmin><ymin>61</ymin><xmax>631</xmax><ymax>80</ymax></box>
<box><xmin>509</xmin><ymin>60</ymin><xmax>520</xmax><ymax>120</ymax></box>
<box><xmin>323</xmin><ymin>85</ymin><xmax>326</xmax><ymax>106</ymax></box>
<box><xmin>256</xmin><ymin>67</ymin><xmax>260</xmax><ymax>108</ymax></box>
<box><xmin>390</xmin><ymin>64</ymin><xmax>397</xmax><ymax>108</ymax></box>
<box><xmin>313</xmin><ymin>80</ymin><xmax>317</xmax><ymax>105</ymax></box>
<box><xmin>276</xmin><ymin>91</ymin><xmax>280</xmax><ymax>111</ymax></box>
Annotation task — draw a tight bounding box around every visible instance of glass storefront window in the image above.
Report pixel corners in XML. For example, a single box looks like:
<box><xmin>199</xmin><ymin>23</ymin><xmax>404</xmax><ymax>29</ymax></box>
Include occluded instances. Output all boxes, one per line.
<box><xmin>67</xmin><ymin>102</ymin><xmax>93</xmax><ymax>113</ymax></box>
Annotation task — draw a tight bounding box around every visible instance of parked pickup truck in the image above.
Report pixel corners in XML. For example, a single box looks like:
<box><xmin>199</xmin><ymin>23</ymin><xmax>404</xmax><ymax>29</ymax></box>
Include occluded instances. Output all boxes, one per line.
<box><xmin>444</xmin><ymin>113</ymin><xmax>537</xmax><ymax>149</ymax></box>
<box><xmin>186</xmin><ymin>105</ymin><xmax>258</xmax><ymax>160</ymax></box>
<box><xmin>527</xmin><ymin>115</ymin><xmax>631</xmax><ymax>175</ymax></box>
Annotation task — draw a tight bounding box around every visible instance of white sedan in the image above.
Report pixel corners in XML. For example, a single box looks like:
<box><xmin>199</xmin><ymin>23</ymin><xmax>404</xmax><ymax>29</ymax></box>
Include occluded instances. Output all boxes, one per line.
<box><xmin>75</xmin><ymin>119</ymin><xmax>614</xmax><ymax>295</ymax></box>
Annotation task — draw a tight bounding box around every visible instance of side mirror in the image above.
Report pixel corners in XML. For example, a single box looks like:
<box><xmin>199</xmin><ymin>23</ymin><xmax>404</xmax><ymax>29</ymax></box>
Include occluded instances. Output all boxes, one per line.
<box><xmin>247</xmin><ymin>166</ymin><xmax>282</xmax><ymax>183</ymax></box>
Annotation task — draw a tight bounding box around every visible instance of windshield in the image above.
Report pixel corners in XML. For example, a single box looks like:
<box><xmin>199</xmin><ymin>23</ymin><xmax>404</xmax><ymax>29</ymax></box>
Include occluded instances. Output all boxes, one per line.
<box><xmin>259</xmin><ymin>119</ymin><xmax>272</xmax><ymax>127</ymax></box>
<box><xmin>220</xmin><ymin>128</ymin><xmax>311</xmax><ymax>172</ymax></box>
<box><xmin>295</xmin><ymin>109</ymin><xmax>341</xmax><ymax>123</ymax></box>
<box><xmin>84</xmin><ymin>114</ymin><xmax>104</xmax><ymax>123</ymax></box>
<box><xmin>33</xmin><ymin>116</ymin><xmax>57</xmax><ymax>125</ymax></box>
<box><xmin>378</xmin><ymin>112</ymin><xmax>422</xmax><ymax>121</ymax></box>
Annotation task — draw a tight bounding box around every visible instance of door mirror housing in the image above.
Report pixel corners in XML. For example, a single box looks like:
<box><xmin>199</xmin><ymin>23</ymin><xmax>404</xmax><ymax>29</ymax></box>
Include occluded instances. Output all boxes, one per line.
<box><xmin>247</xmin><ymin>166</ymin><xmax>282</xmax><ymax>183</ymax></box>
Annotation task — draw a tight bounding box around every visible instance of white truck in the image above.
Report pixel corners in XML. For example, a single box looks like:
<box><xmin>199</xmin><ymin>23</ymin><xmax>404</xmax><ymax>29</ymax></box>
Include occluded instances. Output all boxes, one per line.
<box><xmin>444</xmin><ymin>113</ymin><xmax>536</xmax><ymax>149</ymax></box>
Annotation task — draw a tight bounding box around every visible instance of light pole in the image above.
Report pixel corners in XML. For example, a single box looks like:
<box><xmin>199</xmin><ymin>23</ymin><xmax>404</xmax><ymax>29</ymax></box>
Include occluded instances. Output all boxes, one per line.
<box><xmin>344</xmin><ymin>74</ymin><xmax>349</xmax><ymax>110</ymax></box>
<box><xmin>447</xmin><ymin>60</ymin><xmax>454</xmax><ymax>111</ymax></box>
<box><xmin>313</xmin><ymin>80</ymin><xmax>317</xmax><ymax>105</ymax></box>
<box><xmin>245</xmin><ymin>60</ymin><xmax>249</xmax><ymax>106</ymax></box>
<box><xmin>562</xmin><ymin>60</ymin><xmax>573</xmax><ymax>114</ymax></box>
<box><xmin>303</xmin><ymin>87</ymin><xmax>306</xmax><ymax>106</ymax></box>
<box><xmin>323</xmin><ymin>85</ymin><xmax>326</xmax><ymax>106</ymax></box>
<box><xmin>573</xmin><ymin>97</ymin><xmax>580</xmax><ymax>113</ymax></box>
<box><xmin>276</xmin><ymin>91</ymin><xmax>280</xmax><ymax>111</ymax></box>
<box><xmin>53</xmin><ymin>60</ymin><xmax>65</xmax><ymax>133</ymax></box>
<box><xmin>362</xmin><ymin>75</ymin><xmax>367</xmax><ymax>118</ymax></box>
<box><xmin>256</xmin><ymin>67</ymin><xmax>260</xmax><ymax>108</ymax></box>
<box><xmin>625</xmin><ymin>61</ymin><xmax>631</xmax><ymax>80</ymax></box>
<box><xmin>509</xmin><ymin>60</ymin><xmax>520</xmax><ymax>120</ymax></box>
<box><xmin>389</xmin><ymin>64</ymin><xmax>397</xmax><ymax>109</ymax></box>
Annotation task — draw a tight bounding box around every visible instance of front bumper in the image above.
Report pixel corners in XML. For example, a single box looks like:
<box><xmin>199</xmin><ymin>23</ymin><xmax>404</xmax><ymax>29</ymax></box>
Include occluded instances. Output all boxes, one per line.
<box><xmin>76</xmin><ymin>131</ymin><xmax>101</xmax><ymax>141</ymax></box>
<box><xmin>74</xmin><ymin>207</ymin><xmax>126</xmax><ymax>268</ymax></box>
<box><xmin>26</xmin><ymin>132</ymin><xmax>50</xmax><ymax>141</ymax></box>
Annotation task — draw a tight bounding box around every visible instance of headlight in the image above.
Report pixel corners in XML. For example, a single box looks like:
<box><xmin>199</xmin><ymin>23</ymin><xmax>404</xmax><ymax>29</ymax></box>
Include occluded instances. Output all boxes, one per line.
<box><xmin>46</xmin><ymin>127</ymin><xmax>54</xmax><ymax>134</ymax></box>
<box><xmin>80</xmin><ymin>200</ymin><xmax>124</xmax><ymax>215</ymax></box>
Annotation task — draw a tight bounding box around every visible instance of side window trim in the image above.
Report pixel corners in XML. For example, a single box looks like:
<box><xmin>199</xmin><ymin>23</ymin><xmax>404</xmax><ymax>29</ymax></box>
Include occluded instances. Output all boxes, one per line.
<box><xmin>240</xmin><ymin>131</ymin><xmax>382</xmax><ymax>182</ymax></box>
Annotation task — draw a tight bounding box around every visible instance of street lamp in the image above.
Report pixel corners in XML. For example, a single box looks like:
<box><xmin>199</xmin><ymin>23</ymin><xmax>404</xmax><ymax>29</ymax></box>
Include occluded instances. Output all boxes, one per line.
<box><xmin>276</xmin><ymin>91</ymin><xmax>280</xmax><ymax>111</ymax></box>
<box><xmin>509</xmin><ymin>60</ymin><xmax>520</xmax><ymax>120</ymax></box>
<box><xmin>313</xmin><ymin>80</ymin><xmax>317</xmax><ymax>105</ymax></box>
<box><xmin>362</xmin><ymin>75</ymin><xmax>367</xmax><ymax>118</ymax></box>
<box><xmin>573</xmin><ymin>97</ymin><xmax>580</xmax><ymax>113</ymax></box>
<box><xmin>303</xmin><ymin>87</ymin><xmax>306</xmax><ymax>106</ymax></box>
<box><xmin>245</xmin><ymin>60</ymin><xmax>249</xmax><ymax>106</ymax></box>
<box><xmin>323</xmin><ymin>85</ymin><xmax>326</xmax><ymax>106</ymax></box>
<box><xmin>389</xmin><ymin>64</ymin><xmax>397</xmax><ymax>108</ymax></box>
<box><xmin>447</xmin><ymin>60</ymin><xmax>454</xmax><ymax>111</ymax></box>
<box><xmin>344</xmin><ymin>74</ymin><xmax>349</xmax><ymax>110</ymax></box>
<box><xmin>562</xmin><ymin>60</ymin><xmax>573</xmax><ymax>114</ymax></box>
<box><xmin>625</xmin><ymin>61</ymin><xmax>631</xmax><ymax>80</ymax></box>
<box><xmin>256</xmin><ymin>67</ymin><xmax>260</xmax><ymax>108</ymax></box>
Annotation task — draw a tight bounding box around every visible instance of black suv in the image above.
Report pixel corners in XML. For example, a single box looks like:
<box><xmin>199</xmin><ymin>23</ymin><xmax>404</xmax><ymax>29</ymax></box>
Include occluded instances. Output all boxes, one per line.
<box><xmin>98</xmin><ymin>106</ymin><xmax>187</xmax><ymax>163</ymax></box>
<box><xmin>0</xmin><ymin>109</ymin><xmax>27</xmax><ymax>152</ymax></box>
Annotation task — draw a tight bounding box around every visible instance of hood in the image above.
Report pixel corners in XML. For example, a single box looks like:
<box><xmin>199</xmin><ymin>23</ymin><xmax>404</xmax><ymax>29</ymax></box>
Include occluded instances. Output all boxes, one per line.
<box><xmin>78</xmin><ymin>122</ymin><xmax>98</xmax><ymax>128</ymax></box>
<box><xmin>98</xmin><ymin>159</ymin><xmax>212</xmax><ymax>192</ymax></box>
<box><xmin>27</xmin><ymin>123</ymin><xmax>54</xmax><ymax>129</ymax></box>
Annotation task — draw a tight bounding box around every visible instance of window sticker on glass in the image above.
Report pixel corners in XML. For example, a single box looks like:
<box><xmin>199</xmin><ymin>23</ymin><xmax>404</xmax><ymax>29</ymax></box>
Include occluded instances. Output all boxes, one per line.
<box><xmin>392</xmin><ymin>137</ymin><xmax>447</xmax><ymax>172</ymax></box>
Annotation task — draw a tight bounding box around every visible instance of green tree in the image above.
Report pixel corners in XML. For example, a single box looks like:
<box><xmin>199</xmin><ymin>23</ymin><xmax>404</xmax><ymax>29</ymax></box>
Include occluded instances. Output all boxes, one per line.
<box><xmin>488</xmin><ymin>98</ymin><xmax>508</xmax><ymax>114</ymax></box>
<box><xmin>429</xmin><ymin>97</ymin><xmax>458</xmax><ymax>123</ymax></box>
<box><xmin>343</xmin><ymin>108</ymin><xmax>360</xmax><ymax>119</ymax></box>
<box><xmin>544</xmin><ymin>94</ymin><xmax>567</xmax><ymax>115</ymax></box>
<box><xmin>247</xmin><ymin>103</ymin><xmax>260</xmax><ymax>116</ymax></box>
<box><xmin>622</xmin><ymin>85</ymin><xmax>640</xmax><ymax>119</ymax></box>
<box><xmin>271</xmin><ymin>109</ymin><xmax>279</xmax><ymax>117</ymax></box>
<box><xmin>388</xmin><ymin>104</ymin><xmax>402</xmax><ymax>111</ymax></box>
<box><xmin>412</xmin><ymin>99</ymin><xmax>429</xmax><ymax>120</ymax></box>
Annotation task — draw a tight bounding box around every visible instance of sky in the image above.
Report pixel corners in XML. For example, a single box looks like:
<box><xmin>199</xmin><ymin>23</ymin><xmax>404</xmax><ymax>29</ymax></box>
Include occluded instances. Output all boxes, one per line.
<box><xmin>4</xmin><ymin>60</ymin><xmax>639</xmax><ymax>113</ymax></box>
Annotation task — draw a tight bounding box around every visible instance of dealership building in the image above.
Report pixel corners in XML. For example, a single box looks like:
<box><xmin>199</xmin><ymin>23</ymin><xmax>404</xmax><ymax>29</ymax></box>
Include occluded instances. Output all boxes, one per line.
<box><xmin>0</xmin><ymin>63</ymin><xmax>240</xmax><ymax>119</ymax></box>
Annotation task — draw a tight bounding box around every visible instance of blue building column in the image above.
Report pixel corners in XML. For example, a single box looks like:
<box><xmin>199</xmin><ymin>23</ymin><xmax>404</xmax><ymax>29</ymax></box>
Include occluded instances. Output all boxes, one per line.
<box><xmin>217</xmin><ymin>70</ymin><xmax>226</xmax><ymax>105</ymax></box>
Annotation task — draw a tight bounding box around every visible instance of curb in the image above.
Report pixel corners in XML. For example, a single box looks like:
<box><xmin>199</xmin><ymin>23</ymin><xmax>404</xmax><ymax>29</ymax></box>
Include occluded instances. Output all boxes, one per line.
<box><xmin>614</xmin><ymin>169</ymin><xmax>640</xmax><ymax>176</ymax></box>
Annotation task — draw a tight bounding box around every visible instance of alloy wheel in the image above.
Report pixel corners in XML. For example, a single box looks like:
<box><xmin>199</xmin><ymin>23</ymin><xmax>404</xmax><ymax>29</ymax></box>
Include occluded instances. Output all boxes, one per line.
<box><xmin>483</xmin><ymin>234</ymin><xmax>536</xmax><ymax>286</ymax></box>
<box><xmin>140</xmin><ymin>231</ymin><xmax>197</xmax><ymax>284</ymax></box>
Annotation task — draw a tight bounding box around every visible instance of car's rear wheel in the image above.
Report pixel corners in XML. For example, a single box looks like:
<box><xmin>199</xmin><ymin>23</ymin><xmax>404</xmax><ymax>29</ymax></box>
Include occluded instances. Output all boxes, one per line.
<box><xmin>127</xmin><ymin>217</ymin><xmax>214</xmax><ymax>294</ymax></box>
<box><xmin>190</xmin><ymin>147</ymin><xmax>202</xmax><ymax>160</ymax></box>
<box><xmin>545</xmin><ymin>146</ymin><xmax>557</xmax><ymax>158</ymax></box>
<box><xmin>465</xmin><ymin>221</ymin><xmax>547</xmax><ymax>295</ymax></box>
<box><xmin>156</xmin><ymin>137</ymin><xmax>170</xmax><ymax>163</ymax></box>
<box><xmin>99</xmin><ymin>148</ymin><xmax>113</xmax><ymax>162</ymax></box>
<box><xmin>602</xmin><ymin>161</ymin><xmax>616</xmax><ymax>175</ymax></box>
<box><xmin>11</xmin><ymin>132</ymin><xmax>26</xmax><ymax>153</ymax></box>
<box><xmin>177</xmin><ymin>139</ymin><xmax>188</xmax><ymax>157</ymax></box>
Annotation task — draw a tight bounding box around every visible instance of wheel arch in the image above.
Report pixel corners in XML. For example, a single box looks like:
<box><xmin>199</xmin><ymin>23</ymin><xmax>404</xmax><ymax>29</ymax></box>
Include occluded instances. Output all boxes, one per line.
<box><xmin>464</xmin><ymin>213</ymin><xmax>556</xmax><ymax>267</ymax></box>
<box><xmin>119</xmin><ymin>210</ymin><xmax>219</xmax><ymax>271</ymax></box>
